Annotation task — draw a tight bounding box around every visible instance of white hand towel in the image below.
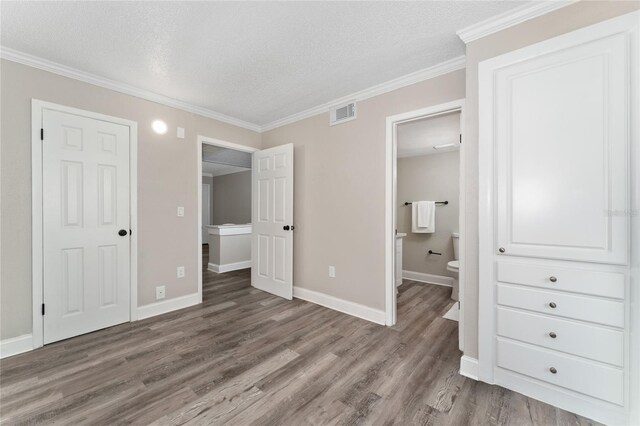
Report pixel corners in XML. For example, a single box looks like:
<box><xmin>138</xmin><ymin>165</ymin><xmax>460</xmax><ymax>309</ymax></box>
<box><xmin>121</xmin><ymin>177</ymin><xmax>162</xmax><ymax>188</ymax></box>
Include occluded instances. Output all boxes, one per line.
<box><xmin>412</xmin><ymin>201</ymin><xmax>435</xmax><ymax>233</ymax></box>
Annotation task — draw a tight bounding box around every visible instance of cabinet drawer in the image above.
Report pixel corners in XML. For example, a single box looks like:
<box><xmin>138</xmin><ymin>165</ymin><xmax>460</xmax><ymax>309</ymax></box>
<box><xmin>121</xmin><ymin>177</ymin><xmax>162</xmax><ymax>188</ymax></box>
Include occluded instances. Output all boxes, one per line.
<box><xmin>497</xmin><ymin>285</ymin><xmax>624</xmax><ymax>328</ymax></box>
<box><xmin>497</xmin><ymin>262</ymin><xmax>624</xmax><ymax>299</ymax></box>
<box><xmin>497</xmin><ymin>307</ymin><xmax>624</xmax><ymax>366</ymax></box>
<box><xmin>497</xmin><ymin>338</ymin><xmax>624</xmax><ymax>405</ymax></box>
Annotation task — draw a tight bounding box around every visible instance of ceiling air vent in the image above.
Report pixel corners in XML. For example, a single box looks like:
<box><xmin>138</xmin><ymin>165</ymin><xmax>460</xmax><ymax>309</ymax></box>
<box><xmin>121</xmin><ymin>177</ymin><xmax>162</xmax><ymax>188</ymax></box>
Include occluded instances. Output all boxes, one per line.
<box><xmin>330</xmin><ymin>101</ymin><xmax>357</xmax><ymax>126</ymax></box>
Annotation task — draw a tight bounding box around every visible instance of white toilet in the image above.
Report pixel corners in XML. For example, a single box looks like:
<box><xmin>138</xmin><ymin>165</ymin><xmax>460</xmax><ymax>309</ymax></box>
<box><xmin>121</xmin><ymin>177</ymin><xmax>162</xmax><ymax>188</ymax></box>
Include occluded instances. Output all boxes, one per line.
<box><xmin>447</xmin><ymin>233</ymin><xmax>460</xmax><ymax>301</ymax></box>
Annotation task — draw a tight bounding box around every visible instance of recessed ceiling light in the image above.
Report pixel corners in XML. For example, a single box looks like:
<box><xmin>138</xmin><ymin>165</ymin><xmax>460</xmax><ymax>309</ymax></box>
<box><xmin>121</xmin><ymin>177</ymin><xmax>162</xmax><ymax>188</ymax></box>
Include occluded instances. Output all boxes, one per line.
<box><xmin>152</xmin><ymin>120</ymin><xmax>168</xmax><ymax>135</ymax></box>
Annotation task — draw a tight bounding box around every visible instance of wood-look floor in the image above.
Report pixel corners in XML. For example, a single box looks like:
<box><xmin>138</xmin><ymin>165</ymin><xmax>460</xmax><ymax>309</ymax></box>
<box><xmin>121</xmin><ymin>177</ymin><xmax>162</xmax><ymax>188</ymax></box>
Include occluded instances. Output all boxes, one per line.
<box><xmin>0</xmin><ymin>248</ymin><xmax>597</xmax><ymax>425</ymax></box>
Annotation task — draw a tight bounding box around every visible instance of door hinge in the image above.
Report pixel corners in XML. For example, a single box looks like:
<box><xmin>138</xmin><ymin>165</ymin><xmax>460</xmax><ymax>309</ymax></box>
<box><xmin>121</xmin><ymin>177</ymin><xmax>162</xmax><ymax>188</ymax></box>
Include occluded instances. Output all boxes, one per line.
<box><xmin>40</xmin><ymin>128</ymin><xmax>44</xmax><ymax>141</ymax></box>
<box><xmin>459</xmin><ymin>134</ymin><xmax>462</xmax><ymax>144</ymax></box>
<box><xmin>41</xmin><ymin>303</ymin><xmax>45</xmax><ymax>315</ymax></box>
<box><xmin>458</xmin><ymin>301</ymin><xmax>461</xmax><ymax>309</ymax></box>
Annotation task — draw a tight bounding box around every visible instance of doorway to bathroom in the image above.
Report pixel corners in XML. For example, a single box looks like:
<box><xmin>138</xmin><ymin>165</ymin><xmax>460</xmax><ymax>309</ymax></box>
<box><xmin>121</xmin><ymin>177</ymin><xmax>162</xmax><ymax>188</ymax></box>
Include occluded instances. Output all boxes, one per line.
<box><xmin>385</xmin><ymin>99</ymin><xmax>465</xmax><ymax>351</ymax></box>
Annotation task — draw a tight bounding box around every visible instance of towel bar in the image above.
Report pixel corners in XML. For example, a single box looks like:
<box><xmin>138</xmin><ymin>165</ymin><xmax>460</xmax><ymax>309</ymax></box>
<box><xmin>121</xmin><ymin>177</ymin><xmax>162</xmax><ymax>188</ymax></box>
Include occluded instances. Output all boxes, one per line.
<box><xmin>404</xmin><ymin>201</ymin><xmax>448</xmax><ymax>206</ymax></box>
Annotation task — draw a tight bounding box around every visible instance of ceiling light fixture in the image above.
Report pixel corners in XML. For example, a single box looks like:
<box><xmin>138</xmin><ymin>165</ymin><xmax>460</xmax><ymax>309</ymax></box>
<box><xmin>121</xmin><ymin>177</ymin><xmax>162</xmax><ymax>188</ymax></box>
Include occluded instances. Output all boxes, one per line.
<box><xmin>152</xmin><ymin>120</ymin><xmax>168</xmax><ymax>135</ymax></box>
<box><xmin>432</xmin><ymin>143</ymin><xmax>456</xmax><ymax>150</ymax></box>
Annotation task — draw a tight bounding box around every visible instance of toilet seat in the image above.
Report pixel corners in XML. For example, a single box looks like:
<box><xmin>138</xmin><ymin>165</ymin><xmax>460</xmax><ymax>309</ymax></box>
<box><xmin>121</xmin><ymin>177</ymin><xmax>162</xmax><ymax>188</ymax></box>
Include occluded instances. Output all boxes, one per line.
<box><xmin>447</xmin><ymin>260</ymin><xmax>459</xmax><ymax>272</ymax></box>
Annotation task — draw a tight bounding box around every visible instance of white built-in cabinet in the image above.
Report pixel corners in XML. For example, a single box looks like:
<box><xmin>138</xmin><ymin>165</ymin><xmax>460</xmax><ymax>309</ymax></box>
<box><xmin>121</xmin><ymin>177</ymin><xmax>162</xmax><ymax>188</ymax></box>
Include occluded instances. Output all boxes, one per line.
<box><xmin>478</xmin><ymin>12</ymin><xmax>639</xmax><ymax>425</ymax></box>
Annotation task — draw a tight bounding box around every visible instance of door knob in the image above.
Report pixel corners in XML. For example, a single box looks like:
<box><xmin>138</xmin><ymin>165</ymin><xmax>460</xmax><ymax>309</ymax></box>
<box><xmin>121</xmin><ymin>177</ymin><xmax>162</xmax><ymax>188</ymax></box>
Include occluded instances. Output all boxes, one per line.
<box><xmin>290</xmin><ymin>226</ymin><xmax>295</xmax><ymax>231</ymax></box>
<box><xmin>118</xmin><ymin>229</ymin><xmax>128</xmax><ymax>236</ymax></box>
<box><xmin>498</xmin><ymin>247</ymin><xmax>505</xmax><ymax>253</ymax></box>
<box><xmin>549</xmin><ymin>367</ymin><xmax>557</xmax><ymax>374</ymax></box>
<box><xmin>549</xmin><ymin>332</ymin><xmax>557</xmax><ymax>338</ymax></box>
<box><xmin>549</xmin><ymin>276</ymin><xmax>557</xmax><ymax>283</ymax></box>
<box><xmin>549</xmin><ymin>302</ymin><xmax>557</xmax><ymax>309</ymax></box>
<box><xmin>283</xmin><ymin>225</ymin><xmax>290</xmax><ymax>231</ymax></box>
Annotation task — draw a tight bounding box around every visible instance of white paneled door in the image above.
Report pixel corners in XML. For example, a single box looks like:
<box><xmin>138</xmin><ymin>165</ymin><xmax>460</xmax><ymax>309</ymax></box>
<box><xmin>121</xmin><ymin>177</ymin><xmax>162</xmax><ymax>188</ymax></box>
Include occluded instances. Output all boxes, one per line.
<box><xmin>43</xmin><ymin>109</ymin><xmax>131</xmax><ymax>344</ymax></box>
<box><xmin>251</xmin><ymin>144</ymin><xmax>294</xmax><ymax>299</ymax></box>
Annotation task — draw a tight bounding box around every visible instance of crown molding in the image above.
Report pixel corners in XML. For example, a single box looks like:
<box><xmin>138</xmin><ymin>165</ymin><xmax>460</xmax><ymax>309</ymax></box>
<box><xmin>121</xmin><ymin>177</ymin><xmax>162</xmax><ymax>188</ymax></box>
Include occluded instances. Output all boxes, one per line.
<box><xmin>0</xmin><ymin>46</ymin><xmax>263</xmax><ymax>133</ymax></box>
<box><xmin>2</xmin><ymin>46</ymin><xmax>465</xmax><ymax>134</ymax></box>
<box><xmin>456</xmin><ymin>1</ymin><xmax>577</xmax><ymax>44</ymax></box>
<box><xmin>260</xmin><ymin>55</ymin><xmax>466</xmax><ymax>132</ymax></box>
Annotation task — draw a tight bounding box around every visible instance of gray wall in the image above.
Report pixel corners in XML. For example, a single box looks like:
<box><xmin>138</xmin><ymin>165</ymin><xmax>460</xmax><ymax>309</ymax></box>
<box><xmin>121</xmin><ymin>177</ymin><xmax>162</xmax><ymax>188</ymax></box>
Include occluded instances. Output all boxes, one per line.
<box><xmin>201</xmin><ymin>175</ymin><xmax>214</xmax><ymax>227</ymax></box>
<box><xmin>0</xmin><ymin>59</ymin><xmax>261</xmax><ymax>340</ymax></box>
<box><xmin>210</xmin><ymin>171</ymin><xmax>251</xmax><ymax>225</ymax></box>
<box><xmin>397</xmin><ymin>150</ymin><xmax>459</xmax><ymax>277</ymax></box>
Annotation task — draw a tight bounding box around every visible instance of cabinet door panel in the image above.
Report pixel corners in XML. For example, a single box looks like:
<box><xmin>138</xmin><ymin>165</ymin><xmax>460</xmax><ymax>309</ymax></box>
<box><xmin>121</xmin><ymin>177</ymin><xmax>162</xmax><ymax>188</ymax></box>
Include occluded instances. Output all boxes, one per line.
<box><xmin>494</xmin><ymin>33</ymin><xmax>628</xmax><ymax>264</ymax></box>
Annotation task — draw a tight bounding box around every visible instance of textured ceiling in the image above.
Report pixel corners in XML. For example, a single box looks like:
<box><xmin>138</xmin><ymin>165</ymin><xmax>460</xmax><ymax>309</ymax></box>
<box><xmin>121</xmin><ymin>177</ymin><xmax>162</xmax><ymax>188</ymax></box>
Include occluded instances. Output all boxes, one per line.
<box><xmin>1</xmin><ymin>1</ymin><xmax>527</xmax><ymax>127</ymax></box>
<box><xmin>397</xmin><ymin>111</ymin><xmax>461</xmax><ymax>157</ymax></box>
<box><xmin>202</xmin><ymin>162</ymin><xmax>249</xmax><ymax>178</ymax></box>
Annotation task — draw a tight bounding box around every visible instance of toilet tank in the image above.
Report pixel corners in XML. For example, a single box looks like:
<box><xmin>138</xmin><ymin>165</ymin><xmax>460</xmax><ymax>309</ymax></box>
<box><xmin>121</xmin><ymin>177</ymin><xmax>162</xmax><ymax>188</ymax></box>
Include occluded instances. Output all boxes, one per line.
<box><xmin>452</xmin><ymin>233</ymin><xmax>460</xmax><ymax>260</ymax></box>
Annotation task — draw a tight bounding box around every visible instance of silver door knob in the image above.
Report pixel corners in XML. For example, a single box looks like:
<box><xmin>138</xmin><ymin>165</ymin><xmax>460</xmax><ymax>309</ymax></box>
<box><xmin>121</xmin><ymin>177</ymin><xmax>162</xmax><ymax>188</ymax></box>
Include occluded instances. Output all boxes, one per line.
<box><xmin>549</xmin><ymin>367</ymin><xmax>557</xmax><ymax>374</ymax></box>
<box><xmin>549</xmin><ymin>276</ymin><xmax>557</xmax><ymax>283</ymax></box>
<box><xmin>549</xmin><ymin>302</ymin><xmax>557</xmax><ymax>309</ymax></box>
<box><xmin>549</xmin><ymin>332</ymin><xmax>557</xmax><ymax>338</ymax></box>
<box><xmin>498</xmin><ymin>247</ymin><xmax>505</xmax><ymax>253</ymax></box>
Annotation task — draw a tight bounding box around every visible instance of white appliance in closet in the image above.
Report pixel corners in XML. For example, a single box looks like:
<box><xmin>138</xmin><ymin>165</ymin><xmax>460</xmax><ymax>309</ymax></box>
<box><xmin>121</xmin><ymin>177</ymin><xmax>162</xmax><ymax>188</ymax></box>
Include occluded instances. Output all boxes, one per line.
<box><xmin>478</xmin><ymin>12</ymin><xmax>639</xmax><ymax>425</ymax></box>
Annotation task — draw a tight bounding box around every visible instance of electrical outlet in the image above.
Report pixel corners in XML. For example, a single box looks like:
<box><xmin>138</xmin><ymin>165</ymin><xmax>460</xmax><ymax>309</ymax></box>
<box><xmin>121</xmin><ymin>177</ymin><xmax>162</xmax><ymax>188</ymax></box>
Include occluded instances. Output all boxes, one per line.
<box><xmin>329</xmin><ymin>266</ymin><xmax>336</xmax><ymax>278</ymax></box>
<box><xmin>177</xmin><ymin>206</ymin><xmax>184</xmax><ymax>217</ymax></box>
<box><xmin>156</xmin><ymin>286</ymin><xmax>166</xmax><ymax>300</ymax></box>
<box><xmin>177</xmin><ymin>266</ymin><xmax>185</xmax><ymax>278</ymax></box>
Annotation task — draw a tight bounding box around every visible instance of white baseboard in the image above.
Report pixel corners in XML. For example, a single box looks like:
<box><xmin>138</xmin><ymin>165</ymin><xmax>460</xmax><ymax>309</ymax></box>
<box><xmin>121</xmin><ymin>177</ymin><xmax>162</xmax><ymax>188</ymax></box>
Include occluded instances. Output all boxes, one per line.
<box><xmin>293</xmin><ymin>287</ymin><xmax>386</xmax><ymax>325</ymax></box>
<box><xmin>402</xmin><ymin>270</ymin><xmax>454</xmax><ymax>287</ymax></box>
<box><xmin>0</xmin><ymin>334</ymin><xmax>34</xmax><ymax>359</ymax></box>
<box><xmin>208</xmin><ymin>260</ymin><xmax>251</xmax><ymax>273</ymax></box>
<box><xmin>460</xmin><ymin>355</ymin><xmax>479</xmax><ymax>380</ymax></box>
<box><xmin>137</xmin><ymin>293</ymin><xmax>201</xmax><ymax>320</ymax></box>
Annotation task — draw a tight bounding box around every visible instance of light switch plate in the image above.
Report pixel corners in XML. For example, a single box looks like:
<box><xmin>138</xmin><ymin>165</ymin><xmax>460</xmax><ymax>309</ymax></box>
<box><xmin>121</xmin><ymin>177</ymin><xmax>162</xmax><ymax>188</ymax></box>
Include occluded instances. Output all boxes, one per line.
<box><xmin>156</xmin><ymin>286</ymin><xmax>166</xmax><ymax>300</ymax></box>
<box><xmin>177</xmin><ymin>127</ymin><xmax>185</xmax><ymax>139</ymax></box>
<box><xmin>177</xmin><ymin>266</ymin><xmax>185</xmax><ymax>278</ymax></box>
<box><xmin>177</xmin><ymin>206</ymin><xmax>185</xmax><ymax>217</ymax></box>
<box><xmin>329</xmin><ymin>266</ymin><xmax>336</xmax><ymax>278</ymax></box>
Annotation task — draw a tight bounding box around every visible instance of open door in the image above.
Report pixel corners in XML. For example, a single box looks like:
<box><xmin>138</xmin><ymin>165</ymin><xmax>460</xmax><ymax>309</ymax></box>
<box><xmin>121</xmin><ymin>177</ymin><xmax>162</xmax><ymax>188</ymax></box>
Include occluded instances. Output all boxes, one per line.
<box><xmin>251</xmin><ymin>144</ymin><xmax>294</xmax><ymax>299</ymax></box>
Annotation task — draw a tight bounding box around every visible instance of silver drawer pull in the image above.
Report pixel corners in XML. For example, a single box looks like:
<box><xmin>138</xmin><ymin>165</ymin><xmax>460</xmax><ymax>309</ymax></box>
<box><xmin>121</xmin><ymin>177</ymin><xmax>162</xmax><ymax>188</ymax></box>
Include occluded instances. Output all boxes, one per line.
<box><xmin>549</xmin><ymin>367</ymin><xmax>557</xmax><ymax>374</ymax></box>
<box><xmin>549</xmin><ymin>302</ymin><xmax>557</xmax><ymax>308</ymax></box>
<box><xmin>549</xmin><ymin>332</ymin><xmax>557</xmax><ymax>338</ymax></box>
<box><xmin>549</xmin><ymin>276</ymin><xmax>557</xmax><ymax>283</ymax></box>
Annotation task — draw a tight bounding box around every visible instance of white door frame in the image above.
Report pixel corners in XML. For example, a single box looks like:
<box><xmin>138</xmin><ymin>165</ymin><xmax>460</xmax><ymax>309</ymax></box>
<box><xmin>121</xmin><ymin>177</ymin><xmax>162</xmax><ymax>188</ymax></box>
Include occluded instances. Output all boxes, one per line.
<box><xmin>31</xmin><ymin>99</ymin><xmax>138</xmax><ymax>349</ymax></box>
<box><xmin>384</xmin><ymin>99</ymin><xmax>466</xmax><ymax>338</ymax></box>
<box><xmin>196</xmin><ymin>135</ymin><xmax>258</xmax><ymax>301</ymax></box>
